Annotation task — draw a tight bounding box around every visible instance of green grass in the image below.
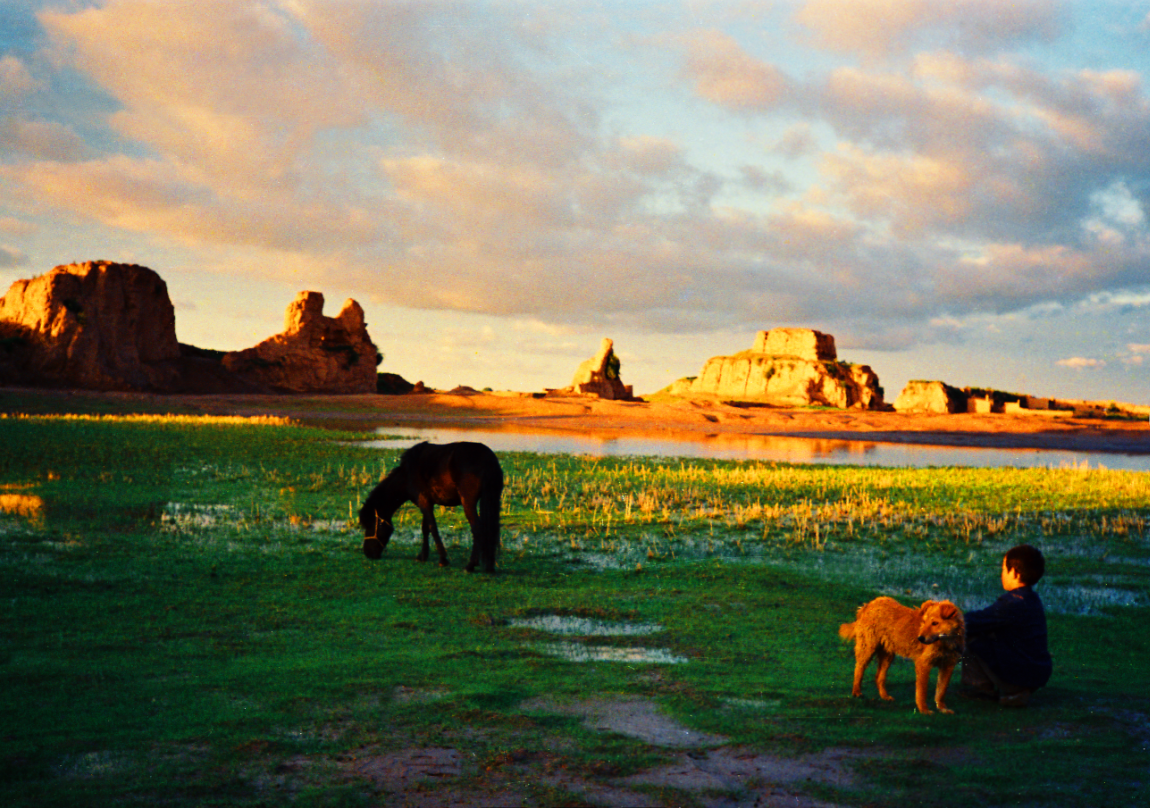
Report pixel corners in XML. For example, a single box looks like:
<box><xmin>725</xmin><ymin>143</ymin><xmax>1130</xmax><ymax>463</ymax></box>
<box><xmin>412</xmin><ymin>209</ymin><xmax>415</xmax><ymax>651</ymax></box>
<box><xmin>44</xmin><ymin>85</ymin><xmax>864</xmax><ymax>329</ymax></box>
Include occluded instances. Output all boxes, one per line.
<box><xmin>1</xmin><ymin>405</ymin><xmax>1148</xmax><ymax>806</ymax></box>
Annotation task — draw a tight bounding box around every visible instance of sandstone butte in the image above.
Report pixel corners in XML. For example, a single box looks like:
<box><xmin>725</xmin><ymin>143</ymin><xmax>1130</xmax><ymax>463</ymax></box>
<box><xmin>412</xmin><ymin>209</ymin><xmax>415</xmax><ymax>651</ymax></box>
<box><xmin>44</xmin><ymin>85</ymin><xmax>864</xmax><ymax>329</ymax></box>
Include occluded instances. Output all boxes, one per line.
<box><xmin>564</xmin><ymin>337</ymin><xmax>636</xmax><ymax>400</ymax></box>
<box><xmin>0</xmin><ymin>261</ymin><xmax>379</xmax><ymax>394</ymax></box>
<box><xmin>668</xmin><ymin>328</ymin><xmax>884</xmax><ymax>409</ymax></box>
<box><xmin>0</xmin><ymin>260</ymin><xmax>182</xmax><ymax>391</ymax></box>
<box><xmin>223</xmin><ymin>291</ymin><xmax>380</xmax><ymax>394</ymax></box>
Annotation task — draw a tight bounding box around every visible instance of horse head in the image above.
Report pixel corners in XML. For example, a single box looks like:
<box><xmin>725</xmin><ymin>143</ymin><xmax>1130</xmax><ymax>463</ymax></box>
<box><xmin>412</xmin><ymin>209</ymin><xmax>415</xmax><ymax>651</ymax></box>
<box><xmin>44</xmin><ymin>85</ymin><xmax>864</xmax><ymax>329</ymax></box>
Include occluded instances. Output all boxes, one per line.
<box><xmin>359</xmin><ymin>495</ymin><xmax>395</xmax><ymax>559</ymax></box>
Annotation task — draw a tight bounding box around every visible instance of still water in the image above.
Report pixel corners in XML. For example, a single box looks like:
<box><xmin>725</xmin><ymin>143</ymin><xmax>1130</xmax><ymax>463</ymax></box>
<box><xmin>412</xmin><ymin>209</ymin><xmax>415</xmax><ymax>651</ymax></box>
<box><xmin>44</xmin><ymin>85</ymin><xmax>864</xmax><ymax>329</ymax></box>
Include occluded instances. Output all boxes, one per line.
<box><xmin>365</xmin><ymin>425</ymin><xmax>1150</xmax><ymax>471</ymax></box>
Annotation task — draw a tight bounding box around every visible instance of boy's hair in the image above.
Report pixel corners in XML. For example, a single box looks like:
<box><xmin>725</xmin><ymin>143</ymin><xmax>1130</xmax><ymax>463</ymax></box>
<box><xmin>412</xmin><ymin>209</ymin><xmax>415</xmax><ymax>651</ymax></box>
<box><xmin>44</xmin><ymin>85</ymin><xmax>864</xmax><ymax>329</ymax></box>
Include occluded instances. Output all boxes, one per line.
<box><xmin>1005</xmin><ymin>544</ymin><xmax>1045</xmax><ymax>585</ymax></box>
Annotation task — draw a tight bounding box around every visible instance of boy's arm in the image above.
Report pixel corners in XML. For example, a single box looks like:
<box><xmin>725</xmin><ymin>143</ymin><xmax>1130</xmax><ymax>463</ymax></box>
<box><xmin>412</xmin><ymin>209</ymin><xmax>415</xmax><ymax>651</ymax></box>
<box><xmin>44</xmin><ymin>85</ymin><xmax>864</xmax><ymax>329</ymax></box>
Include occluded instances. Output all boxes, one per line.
<box><xmin>964</xmin><ymin>592</ymin><xmax>1018</xmax><ymax>635</ymax></box>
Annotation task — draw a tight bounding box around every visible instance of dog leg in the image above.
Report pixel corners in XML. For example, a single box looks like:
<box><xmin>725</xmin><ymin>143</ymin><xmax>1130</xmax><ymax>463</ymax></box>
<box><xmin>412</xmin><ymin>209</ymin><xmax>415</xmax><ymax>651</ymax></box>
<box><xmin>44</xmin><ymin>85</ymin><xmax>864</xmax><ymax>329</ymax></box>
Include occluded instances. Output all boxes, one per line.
<box><xmin>914</xmin><ymin>659</ymin><xmax>935</xmax><ymax>714</ymax></box>
<box><xmin>874</xmin><ymin>649</ymin><xmax>895</xmax><ymax>701</ymax></box>
<box><xmin>851</xmin><ymin>644</ymin><xmax>874</xmax><ymax>698</ymax></box>
<box><xmin>934</xmin><ymin>661</ymin><xmax>957</xmax><ymax>714</ymax></box>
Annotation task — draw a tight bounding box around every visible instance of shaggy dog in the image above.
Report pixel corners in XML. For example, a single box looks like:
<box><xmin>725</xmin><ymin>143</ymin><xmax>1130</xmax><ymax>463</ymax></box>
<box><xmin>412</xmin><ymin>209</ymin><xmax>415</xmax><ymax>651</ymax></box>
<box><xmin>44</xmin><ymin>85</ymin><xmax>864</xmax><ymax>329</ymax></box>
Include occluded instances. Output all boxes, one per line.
<box><xmin>839</xmin><ymin>597</ymin><xmax>965</xmax><ymax>715</ymax></box>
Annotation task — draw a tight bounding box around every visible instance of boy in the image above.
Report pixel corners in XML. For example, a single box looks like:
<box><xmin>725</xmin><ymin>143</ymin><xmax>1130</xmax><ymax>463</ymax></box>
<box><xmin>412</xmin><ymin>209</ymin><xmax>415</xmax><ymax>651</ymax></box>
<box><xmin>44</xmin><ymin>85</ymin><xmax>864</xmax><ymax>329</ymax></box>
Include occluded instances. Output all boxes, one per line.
<box><xmin>961</xmin><ymin>544</ymin><xmax>1052</xmax><ymax>707</ymax></box>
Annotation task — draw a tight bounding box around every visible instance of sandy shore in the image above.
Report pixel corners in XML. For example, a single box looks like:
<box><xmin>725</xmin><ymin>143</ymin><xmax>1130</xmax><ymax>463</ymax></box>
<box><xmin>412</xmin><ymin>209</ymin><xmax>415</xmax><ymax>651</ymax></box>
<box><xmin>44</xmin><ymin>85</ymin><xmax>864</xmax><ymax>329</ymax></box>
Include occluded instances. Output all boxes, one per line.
<box><xmin>180</xmin><ymin>391</ymin><xmax>1150</xmax><ymax>455</ymax></box>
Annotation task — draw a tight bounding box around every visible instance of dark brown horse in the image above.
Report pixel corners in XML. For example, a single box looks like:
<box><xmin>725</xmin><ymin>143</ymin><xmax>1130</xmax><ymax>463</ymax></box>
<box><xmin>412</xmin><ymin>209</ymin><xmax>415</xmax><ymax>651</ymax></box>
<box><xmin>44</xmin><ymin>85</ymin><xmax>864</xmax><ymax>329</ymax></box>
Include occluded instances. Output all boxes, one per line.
<box><xmin>358</xmin><ymin>441</ymin><xmax>503</xmax><ymax>572</ymax></box>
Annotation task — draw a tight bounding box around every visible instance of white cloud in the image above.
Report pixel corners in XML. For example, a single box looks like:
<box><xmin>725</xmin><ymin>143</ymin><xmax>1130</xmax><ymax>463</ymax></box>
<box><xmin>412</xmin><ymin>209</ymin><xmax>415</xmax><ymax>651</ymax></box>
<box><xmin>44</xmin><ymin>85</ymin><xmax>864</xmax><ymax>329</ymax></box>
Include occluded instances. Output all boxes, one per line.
<box><xmin>0</xmin><ymin>0</ymin><xmax>1147</xmax><ymax>377</ymax></box>
<box><xmin>1057</xmin><ymin>357</ymin><xmax>1106</xmax><ymax>369</ymax></box>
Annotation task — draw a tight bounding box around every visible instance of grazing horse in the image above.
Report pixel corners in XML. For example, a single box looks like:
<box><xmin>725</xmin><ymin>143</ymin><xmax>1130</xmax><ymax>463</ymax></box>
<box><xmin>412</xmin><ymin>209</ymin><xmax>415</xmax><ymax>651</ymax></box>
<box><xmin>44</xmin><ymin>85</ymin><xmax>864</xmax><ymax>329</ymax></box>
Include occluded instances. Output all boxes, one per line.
<box><xmin>358</xmin><ymin>441</ymin><xmax>503</xmax><ymax>572</ymax></box>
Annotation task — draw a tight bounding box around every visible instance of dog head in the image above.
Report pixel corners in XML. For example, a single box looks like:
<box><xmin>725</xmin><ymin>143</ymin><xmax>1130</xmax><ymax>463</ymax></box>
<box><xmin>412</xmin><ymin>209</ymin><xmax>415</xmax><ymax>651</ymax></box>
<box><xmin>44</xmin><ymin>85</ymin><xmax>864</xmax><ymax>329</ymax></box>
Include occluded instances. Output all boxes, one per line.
<box><xmin>916</xmin><ymin>600</ymin><xmax>965</xmax><ymax>649</ymax></box>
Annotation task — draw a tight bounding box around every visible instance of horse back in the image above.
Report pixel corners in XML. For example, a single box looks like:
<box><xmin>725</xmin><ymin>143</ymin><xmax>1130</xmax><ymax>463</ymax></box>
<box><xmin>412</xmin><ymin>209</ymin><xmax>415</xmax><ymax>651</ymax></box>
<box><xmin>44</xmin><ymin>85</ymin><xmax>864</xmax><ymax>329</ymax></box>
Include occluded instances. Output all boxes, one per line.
<box><xmin>405</xmin><ymin>441</ymin><xmax>502</xmax><ymax>506</ymax></box>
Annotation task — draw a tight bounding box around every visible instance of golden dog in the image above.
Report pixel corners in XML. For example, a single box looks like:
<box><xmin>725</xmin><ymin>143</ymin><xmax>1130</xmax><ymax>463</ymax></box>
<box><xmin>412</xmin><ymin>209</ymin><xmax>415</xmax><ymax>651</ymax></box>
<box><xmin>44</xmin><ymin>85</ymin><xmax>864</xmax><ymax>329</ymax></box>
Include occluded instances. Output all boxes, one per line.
<box><xmin>839</xmin><ymin>596</ymin><xmax>965</xmax><ymax>714</ymax></box>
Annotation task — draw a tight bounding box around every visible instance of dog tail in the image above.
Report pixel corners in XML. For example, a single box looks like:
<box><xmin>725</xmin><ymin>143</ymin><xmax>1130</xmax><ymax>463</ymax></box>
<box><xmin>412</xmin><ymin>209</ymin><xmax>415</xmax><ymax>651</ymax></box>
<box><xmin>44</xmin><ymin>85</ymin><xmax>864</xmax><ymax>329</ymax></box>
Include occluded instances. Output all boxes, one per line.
<box><xmin>838</xmin><ymin>621</ymin><xmax>856</xmax><ymax>642</ymax></box>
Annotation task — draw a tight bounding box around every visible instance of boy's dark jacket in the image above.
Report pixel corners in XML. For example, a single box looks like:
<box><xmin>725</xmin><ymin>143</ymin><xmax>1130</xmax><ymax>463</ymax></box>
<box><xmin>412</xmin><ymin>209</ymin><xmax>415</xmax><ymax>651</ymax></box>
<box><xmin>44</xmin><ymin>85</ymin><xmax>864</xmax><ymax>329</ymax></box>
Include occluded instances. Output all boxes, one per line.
<box><xmin>965</xmin><ymin>585</ymin><xmax>1052</xmax><ymax>690</ymax></box>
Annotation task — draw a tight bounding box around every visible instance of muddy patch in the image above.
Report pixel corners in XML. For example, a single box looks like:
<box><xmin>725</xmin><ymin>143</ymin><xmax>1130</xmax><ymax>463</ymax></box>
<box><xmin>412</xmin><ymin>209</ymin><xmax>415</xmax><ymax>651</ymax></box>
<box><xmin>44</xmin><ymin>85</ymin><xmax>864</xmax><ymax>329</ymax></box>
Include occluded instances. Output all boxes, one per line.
<box><xmin>618</xmin><ymin>745</ymin><xmax>863</xmax><ymax>791</ymax></box>
<box><xmin>342</xmin><ymin>697</ymin><xmax>867</xmax><ymax>807</ymax></box>
<box><xmin>346</xmin><ymin>746</ymin><xmax>469</xmax><ymax>793</ymax></box>
<box><xmin>521</xmin><ymin>696</ymin><xmax>727</xmax><ymax>748</ymax></box>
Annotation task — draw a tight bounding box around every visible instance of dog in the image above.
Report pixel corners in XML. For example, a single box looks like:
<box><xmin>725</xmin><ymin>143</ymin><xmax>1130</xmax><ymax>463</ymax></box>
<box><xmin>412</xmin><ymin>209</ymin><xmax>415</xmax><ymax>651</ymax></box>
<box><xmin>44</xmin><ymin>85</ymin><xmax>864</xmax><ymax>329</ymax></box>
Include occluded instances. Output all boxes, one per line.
<box><xmin>839</xmin><ymin>596</ymin><xmax>965</xmax><ymax>714</ymax></box>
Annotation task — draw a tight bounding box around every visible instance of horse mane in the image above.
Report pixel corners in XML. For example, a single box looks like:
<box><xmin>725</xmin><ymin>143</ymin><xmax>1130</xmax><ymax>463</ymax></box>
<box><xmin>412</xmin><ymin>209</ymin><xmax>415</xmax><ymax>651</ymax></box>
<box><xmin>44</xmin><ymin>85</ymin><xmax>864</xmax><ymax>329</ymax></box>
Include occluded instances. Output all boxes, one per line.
<box><xmin>396</xmin><ymin>441</ymin><xmax>430</xmax><ymax>470</ymax></box>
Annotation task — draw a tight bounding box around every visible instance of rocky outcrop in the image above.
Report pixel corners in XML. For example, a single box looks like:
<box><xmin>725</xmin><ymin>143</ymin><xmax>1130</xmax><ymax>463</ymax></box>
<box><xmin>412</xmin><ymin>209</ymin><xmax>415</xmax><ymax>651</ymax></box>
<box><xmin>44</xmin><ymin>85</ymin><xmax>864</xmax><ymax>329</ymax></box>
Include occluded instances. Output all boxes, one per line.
<box><xmin>668</xmin><ymin>328</ymin><xmax>883</xmax><ymax>409</ymax></box>
<box><xmin>0</xmin><ymin>261</ymin><xmax>183</xmax><ymax>390</ymax></box>
<box><xmin>222</xmin><ymin>291</ymin><xmax>380</xmax><ymax>393</ymax></box>
<box><xmin>566</xmin><ymin>338</ymin><xmax>635</xmax><ymax>400</ymax></box>
<box><xmin>893</xmin><ymin>380</ymin><xmax>966</xmax><ymax>414</ymax></box>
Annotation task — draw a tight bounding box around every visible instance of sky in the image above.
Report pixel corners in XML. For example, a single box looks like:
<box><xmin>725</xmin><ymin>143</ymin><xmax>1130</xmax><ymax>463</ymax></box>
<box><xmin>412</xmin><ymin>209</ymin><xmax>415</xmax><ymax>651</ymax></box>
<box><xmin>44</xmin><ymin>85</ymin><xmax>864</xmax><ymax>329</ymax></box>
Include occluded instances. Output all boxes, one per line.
<box><xmin>2</xmin><ymin>0</ymin><xmax>1149</xmax><ymax>403</ymax></box>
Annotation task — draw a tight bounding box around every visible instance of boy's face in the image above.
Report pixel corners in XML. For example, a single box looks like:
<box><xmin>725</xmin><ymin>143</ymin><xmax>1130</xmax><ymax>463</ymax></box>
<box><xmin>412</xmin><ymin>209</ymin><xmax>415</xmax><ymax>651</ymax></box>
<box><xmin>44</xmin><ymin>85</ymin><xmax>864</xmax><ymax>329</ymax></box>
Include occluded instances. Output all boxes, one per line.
<box><xmin>1001</xmin><ymin>557</ymin><xmax>1025</xmax><ymax>591</ymax></box>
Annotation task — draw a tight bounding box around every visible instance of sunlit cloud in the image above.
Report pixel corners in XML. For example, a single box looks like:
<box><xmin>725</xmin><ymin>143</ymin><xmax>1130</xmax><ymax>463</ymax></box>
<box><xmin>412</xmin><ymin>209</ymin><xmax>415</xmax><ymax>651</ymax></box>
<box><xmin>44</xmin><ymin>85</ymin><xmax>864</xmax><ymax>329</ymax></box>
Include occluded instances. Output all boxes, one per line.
<box><xmin>794</xmin><ymin>0</ymin><xmax>1061</xmax><ymax>59</ymax></box>
<box><xmin>1</xmin><ymin>0</ymin><xmax>1148</xmax><ymax>401</ymax></box>
<box><xmin>1057</xmin><ymin>357</ymin><xmax>1106</xmax><ymax>369</ymax></box>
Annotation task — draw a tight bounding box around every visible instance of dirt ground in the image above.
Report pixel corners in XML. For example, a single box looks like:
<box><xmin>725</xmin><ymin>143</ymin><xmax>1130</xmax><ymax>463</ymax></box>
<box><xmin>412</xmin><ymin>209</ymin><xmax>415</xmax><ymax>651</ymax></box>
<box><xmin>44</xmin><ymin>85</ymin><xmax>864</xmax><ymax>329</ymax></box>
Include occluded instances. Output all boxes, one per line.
<box><xmin>345</xmin><ymin>693</ymin><xmax>864</xmax><ymax>807</ymax></box>
<box><xmin>183</xmin><ymin>390</ymin><xmax>1150</xmax><ymax>455</ymax></box>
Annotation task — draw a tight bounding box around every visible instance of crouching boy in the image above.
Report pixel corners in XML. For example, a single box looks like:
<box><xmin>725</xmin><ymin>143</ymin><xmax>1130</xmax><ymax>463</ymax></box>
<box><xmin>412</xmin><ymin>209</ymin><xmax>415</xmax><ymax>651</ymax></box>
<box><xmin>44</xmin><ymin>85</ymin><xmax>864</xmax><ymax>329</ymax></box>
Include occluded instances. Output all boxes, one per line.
<box><xmin>961</xmin><ymin>544</ymin><xmax>1052</xmax><ymax>707</ymax></box>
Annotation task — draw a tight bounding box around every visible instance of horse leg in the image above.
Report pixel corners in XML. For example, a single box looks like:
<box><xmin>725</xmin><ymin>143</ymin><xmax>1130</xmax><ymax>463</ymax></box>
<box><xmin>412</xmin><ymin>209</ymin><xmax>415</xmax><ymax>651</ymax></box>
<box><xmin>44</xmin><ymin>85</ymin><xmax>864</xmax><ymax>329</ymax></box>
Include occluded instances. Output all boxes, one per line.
<box><xmin>416</xmin><ymin>507</ymin><xmax>431</xmax><ymax>563</ymax></box>
<box><xmin>461</xmin><ymin>496</ymin><xmax>482</xmax><ymax>572</ymax></box>
<box><xmin>421</xmin><ymin>507</ymin><xmax>449</xmax><ymax>566</ymax></box>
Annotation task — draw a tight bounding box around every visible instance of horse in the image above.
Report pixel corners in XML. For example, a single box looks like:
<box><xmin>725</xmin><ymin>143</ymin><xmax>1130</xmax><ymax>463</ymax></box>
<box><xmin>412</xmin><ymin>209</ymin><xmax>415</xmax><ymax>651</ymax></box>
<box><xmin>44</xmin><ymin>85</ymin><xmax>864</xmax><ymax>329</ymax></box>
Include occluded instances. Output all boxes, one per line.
<box><xmin>358</xmin><ymin>441</ymin><xmax>503</xmax><ymax>572</ymax></box>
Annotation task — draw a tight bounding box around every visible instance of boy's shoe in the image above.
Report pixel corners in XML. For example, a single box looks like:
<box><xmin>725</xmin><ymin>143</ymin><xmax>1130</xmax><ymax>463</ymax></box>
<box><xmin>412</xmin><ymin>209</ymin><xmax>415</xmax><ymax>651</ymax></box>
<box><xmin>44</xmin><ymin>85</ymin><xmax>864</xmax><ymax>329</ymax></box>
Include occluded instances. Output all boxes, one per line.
<box><xmin>998</xmin><ymin>689</ymin><xmax>1032</xmax><ymax>708</ymax></box>
<box><xmin>959</xmin><ymin>684</ymin><xmax>998</xmax><ymax>701</ymax></box>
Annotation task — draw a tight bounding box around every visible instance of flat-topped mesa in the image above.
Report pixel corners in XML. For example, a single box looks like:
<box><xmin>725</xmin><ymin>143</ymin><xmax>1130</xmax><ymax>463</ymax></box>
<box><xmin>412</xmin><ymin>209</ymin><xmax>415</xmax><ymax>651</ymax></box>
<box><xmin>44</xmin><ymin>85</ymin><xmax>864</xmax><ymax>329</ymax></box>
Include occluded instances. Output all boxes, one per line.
<box><xmin>0</xmin><ymin>260</ymin><xmax>182</xmax><ymax>390</ymax></box>
<box><xmin>752</xmin><ymin>328</ymin><xmax>837</xmax><ymax>361</ymax></box>
<box><xmin>669</xmin><ymin>327</ymin><xmax>883</xmax><ymax>409</ymax></box>
<box><xmin>222</xmin><ymin>291</ymin><xmax>380</xmax><ymax>393</ymax></box>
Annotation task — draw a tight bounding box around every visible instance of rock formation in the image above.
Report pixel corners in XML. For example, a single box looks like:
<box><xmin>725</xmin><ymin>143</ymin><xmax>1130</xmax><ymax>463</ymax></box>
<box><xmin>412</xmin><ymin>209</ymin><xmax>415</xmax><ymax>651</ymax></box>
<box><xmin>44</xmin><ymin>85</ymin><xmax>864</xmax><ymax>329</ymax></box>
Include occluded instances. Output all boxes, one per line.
<box><xmin>0</xmin><ymin>262</ymin><xmax>382</xmax><ymax>394</ymax></box>
<box><xmin>222</xmin><ymin>291</ymin><xmax>380</xmax><ymax>393</ymax></box>
<box><xmin>893</xmin><ymin>380</ymin><xmax>966</xmax><ymax>414</ymax></box>
<box><xmin>567</xmin><ymin>338</ymin><xmax>635</xmax><ymax>400</ymax></box>
<box><xmin>668</xmin><ymin>328</ymin><xmax>883</xmax><ymax>409</ymax></box>
<box><xmin>0</xmin><ymin>261</ymin><xmax>183</xmax><ymax>390</ymax></box>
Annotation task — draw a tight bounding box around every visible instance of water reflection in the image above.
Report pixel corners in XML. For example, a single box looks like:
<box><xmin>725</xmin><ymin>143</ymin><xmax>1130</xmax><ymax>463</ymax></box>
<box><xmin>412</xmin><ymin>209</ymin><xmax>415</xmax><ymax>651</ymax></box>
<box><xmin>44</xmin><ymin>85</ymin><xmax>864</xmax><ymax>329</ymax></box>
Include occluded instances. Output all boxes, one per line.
<box><xmin>508</xmin><ymin>615</ymin><xmax>664</xmax><ymax>636</ymax></box>
<box><xmin>533</xmin><ymin>642</ymin><xmax>688</xmax><ymax>665</ymax></box>
<box><xmin>364</xmin><ymin>425</ymin><xmax>1150</xmax><ymax>470</ymax></box>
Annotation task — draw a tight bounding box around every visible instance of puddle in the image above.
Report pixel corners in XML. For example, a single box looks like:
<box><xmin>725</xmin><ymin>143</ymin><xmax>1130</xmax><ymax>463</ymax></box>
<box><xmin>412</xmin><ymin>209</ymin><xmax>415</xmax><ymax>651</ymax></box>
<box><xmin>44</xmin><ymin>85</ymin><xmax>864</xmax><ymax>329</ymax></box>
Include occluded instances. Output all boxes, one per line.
<box><xmin>365</xmin><ymin>425</ymin><xmax>1150</xmax><ymax>470</ymax></box>
<box><xmin>508</xmin><ymin>615</ymin><xmax>663</xmax><ymax>636</ymax></box>
<box><xmin>161</xmin><ymin>503</ymin><xmax>235</xmax><ymax>530</ymax></box>
<box><xmin>511</xmin><ymin>612</ymin><xmax>682</xmax><ymax>663</ymax></box>
<box><xmin>534</xmin><ymin>642</ymin><xmax>687</xmax><ymax>664</ymax></box>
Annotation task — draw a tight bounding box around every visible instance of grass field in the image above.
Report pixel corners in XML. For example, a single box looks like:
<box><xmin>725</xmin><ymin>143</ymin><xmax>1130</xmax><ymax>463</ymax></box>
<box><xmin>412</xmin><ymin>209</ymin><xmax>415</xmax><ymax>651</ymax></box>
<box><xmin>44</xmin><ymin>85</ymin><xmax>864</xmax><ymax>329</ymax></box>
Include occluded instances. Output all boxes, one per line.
<box><xmin>2</xmin><ymin>396</ymin><xmax>1148</xmax><ymax>806</ymax></box>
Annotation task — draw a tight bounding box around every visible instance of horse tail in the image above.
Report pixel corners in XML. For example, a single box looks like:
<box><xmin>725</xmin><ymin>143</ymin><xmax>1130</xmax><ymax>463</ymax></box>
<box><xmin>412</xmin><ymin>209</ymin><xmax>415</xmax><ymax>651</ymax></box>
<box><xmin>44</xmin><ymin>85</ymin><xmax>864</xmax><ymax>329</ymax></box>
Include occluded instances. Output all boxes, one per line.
<box><xmin>477</xmin><ymin>460</ymin><xmax>504</xmax><ymax>570</ymax></box>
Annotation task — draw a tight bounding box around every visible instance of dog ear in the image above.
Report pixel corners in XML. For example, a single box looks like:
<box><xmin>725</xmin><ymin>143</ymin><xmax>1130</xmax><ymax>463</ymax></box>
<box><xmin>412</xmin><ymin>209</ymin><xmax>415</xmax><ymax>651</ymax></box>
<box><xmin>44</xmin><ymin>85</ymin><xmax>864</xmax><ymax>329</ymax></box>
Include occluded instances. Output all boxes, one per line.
<box><xmin>940</xmin><ymin>603</ymin><xmax>956</xmax><ymax>619</ymax></box>
<box><xmin>919</xmin><ymin>601</ymin><xmax>934</xmax><ymax>613</ymax></box>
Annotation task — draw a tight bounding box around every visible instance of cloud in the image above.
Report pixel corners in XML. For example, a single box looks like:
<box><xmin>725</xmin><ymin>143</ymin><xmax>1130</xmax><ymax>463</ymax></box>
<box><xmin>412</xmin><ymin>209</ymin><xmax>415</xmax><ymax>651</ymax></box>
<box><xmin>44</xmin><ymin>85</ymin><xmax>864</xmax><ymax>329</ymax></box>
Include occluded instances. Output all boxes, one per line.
<box><xmin>1057</xmin><ymin>357</ymin><xmax>1106</xmax><ymax>369</ymax></box>
<box><xmin>794</xmin><ymin>0</ymin><xmax>1061</xmax><ymax>59</ymax></box>
<box><xmin>0</xmin><ymin>245</ymin><xmax>26</xmax><ymax>268</ymax></box>
<box><xmin>3</xmin><ymin>0</ymin><xmax>1147</xmax><ymax>364</ymax></box>
<box><xmin>1</xmin><ymin>118</ymin><xmax>86</xmax><ymax>161</ymax></box>
<box><xmin>679</xmin><ymin>29</ymin><xmax>789</xmax><ymax>110</ymax></box>
<box><xmin>0</xmin><ymin>55</ymin><xmax>39</xmax><ymax>96</ymax></box>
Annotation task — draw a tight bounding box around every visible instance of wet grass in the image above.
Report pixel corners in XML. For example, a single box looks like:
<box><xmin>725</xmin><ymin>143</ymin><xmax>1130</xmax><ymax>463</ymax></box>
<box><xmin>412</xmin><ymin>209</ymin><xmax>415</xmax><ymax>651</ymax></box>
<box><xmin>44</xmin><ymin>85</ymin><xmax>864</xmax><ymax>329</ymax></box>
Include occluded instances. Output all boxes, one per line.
<box><xmin>1</xmin><ymin>404</ymin><xmax>1148</xmax><ymax>806</ymax></box>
